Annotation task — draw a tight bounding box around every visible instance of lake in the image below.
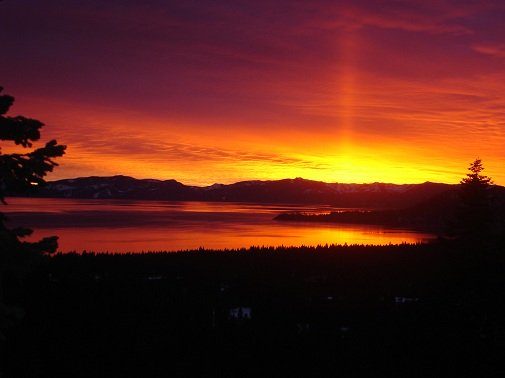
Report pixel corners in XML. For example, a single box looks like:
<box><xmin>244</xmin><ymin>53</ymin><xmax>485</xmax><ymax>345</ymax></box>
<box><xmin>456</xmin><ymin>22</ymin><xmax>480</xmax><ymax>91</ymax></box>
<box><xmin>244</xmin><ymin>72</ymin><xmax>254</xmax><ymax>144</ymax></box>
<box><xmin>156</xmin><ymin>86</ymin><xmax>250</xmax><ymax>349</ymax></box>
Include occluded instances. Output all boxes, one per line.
<box><xmin>3</xmin><ymin>198</ymin><xmax>435</xmax><ymax>253</ymax></box>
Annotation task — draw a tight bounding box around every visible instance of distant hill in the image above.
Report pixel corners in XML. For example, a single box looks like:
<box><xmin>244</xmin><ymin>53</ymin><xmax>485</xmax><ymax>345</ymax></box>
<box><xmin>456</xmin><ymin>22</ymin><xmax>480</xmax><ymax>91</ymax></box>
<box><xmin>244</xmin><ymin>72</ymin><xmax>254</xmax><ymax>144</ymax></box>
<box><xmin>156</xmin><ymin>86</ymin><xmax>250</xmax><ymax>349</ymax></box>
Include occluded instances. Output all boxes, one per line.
<box><xmin>274</xmin><ymin>189</ymin><xmax>459</xmax><ymax>231</ymax></box>
<box><xmin>275</xmin><ymin>185</ymin><xmax>505</xmax><ymax>232</ymax></box>
<box><xmin>17</xmin><ymin>175</ymin><xmax>457</xmax><ymax>208</ymax></box>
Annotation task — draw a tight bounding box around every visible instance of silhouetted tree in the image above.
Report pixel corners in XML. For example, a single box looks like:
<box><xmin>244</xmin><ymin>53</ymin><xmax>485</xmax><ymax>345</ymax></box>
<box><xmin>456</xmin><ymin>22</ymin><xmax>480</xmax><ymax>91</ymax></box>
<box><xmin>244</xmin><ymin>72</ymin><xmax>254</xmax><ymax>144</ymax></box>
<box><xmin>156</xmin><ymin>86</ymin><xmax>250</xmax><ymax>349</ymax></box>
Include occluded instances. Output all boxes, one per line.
<box><xmin>449</xmin><ymin>159</ymin><xmax>493</xmax><ymax>246</ymax></box>
<box><xmin>0</xmin><ymin>86</ymin><xmax>65</xmax><ymax>340</ymax></box>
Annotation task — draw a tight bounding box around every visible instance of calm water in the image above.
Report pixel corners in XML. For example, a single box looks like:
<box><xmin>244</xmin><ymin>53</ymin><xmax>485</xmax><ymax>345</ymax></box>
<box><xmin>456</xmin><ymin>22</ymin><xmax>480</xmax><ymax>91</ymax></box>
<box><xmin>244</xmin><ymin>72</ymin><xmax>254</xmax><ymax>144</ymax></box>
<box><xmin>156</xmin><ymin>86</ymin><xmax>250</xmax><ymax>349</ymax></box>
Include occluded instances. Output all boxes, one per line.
<box><xmin>3</xmin><ymin>198</ymin><xmax>435</xmax><ymax>253</ymax></box>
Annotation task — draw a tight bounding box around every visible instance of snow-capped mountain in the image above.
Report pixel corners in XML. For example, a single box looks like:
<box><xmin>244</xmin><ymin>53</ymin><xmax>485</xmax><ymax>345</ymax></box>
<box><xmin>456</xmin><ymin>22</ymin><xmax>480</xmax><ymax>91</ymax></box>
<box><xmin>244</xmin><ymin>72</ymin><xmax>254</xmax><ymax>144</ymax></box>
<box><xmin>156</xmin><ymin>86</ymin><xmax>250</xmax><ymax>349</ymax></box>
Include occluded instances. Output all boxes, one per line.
<box><xmin>18</xmin><ymin>175</ymin><xmax>456</xmax><ymax>208</ymax></box>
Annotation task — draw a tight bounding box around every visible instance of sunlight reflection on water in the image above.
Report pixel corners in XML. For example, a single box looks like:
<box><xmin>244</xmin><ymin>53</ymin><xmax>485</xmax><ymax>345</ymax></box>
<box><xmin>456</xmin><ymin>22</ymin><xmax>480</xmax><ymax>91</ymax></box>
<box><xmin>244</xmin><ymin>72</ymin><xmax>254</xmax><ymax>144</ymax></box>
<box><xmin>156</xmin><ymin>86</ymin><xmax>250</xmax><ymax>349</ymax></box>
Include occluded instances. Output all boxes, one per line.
<box><xmin>4</xmin><ymin>198</ymin><xmax>434</xmax><ymax>253</ymax></box>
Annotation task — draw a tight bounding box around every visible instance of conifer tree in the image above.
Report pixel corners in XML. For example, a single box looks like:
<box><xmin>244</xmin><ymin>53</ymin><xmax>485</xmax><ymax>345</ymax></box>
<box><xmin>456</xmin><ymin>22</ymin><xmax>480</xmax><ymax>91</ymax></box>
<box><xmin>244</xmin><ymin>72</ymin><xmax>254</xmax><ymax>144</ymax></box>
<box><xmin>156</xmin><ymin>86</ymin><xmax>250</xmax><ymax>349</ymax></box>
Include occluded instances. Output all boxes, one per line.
<box><xmin>451</xmin><ymin>159</ymin><xmax>493</xmax><ymax>244</ymax></box>
<box><xmin>1</xmin><ymin>86</ymin><xmax>66</xmax><ymax>256</ymax></box>
<box><xmin>0</xmin><ymin>86</ymin><xmax>66</xmax><ymax>340</ymax></box>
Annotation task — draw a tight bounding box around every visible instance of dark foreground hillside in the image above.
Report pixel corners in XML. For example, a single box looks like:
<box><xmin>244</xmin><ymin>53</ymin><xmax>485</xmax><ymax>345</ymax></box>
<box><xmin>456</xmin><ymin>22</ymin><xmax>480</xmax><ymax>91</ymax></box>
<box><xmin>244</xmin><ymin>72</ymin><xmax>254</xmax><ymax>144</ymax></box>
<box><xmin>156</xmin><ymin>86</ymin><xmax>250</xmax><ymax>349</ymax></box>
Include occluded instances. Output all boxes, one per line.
<box><xmin>2</xmin><ymin>243</ymin><xmax>505</xmax><ymax>377</ymax></box>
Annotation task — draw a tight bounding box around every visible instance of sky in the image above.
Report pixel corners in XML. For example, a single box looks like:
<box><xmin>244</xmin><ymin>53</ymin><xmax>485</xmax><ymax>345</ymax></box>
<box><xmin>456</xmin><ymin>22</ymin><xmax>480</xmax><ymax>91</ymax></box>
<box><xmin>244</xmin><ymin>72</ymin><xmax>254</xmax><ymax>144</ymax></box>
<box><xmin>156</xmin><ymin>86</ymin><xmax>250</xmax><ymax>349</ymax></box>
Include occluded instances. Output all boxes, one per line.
<box><xmin>1</xmin><ymin>0</ymin><xmax>505</xmax><ymax>185</ymax></box>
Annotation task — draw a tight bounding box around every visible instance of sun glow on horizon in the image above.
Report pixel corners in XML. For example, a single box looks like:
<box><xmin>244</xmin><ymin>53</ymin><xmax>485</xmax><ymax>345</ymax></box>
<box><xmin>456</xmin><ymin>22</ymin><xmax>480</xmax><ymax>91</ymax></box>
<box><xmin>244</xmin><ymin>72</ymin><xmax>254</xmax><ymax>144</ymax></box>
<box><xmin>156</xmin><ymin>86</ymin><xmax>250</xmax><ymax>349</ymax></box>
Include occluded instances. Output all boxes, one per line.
<box><xmin>44</xmin><ymin>140</ymin><xmax>469</xmax><ymax>186</ymax></box>
<box><xmin>12</xmin><ymin>97</ymin><xmax>502</xmax><ymax>186</ymax></box>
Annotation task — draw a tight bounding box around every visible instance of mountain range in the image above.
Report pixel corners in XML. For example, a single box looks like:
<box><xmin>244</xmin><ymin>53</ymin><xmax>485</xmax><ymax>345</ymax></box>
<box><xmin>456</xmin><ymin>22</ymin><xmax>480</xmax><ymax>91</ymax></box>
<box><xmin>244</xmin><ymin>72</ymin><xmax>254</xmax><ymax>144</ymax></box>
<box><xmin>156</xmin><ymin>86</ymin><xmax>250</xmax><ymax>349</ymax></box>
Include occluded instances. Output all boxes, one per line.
<box><xmin>25</xmin><ymin>175</ymin><xmax>458</xmax><ymax>208</ymax></box>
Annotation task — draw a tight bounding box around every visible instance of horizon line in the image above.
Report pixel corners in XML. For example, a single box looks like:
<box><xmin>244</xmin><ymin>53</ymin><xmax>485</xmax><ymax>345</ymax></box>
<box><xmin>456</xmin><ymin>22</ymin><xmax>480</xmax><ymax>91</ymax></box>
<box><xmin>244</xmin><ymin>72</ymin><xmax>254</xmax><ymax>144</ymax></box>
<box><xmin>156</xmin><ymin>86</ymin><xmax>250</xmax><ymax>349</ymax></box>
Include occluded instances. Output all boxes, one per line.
<box><xmin>48</xmin><ymin>174</ymin><xmax>459</xmax><ymax>187</ymax></box>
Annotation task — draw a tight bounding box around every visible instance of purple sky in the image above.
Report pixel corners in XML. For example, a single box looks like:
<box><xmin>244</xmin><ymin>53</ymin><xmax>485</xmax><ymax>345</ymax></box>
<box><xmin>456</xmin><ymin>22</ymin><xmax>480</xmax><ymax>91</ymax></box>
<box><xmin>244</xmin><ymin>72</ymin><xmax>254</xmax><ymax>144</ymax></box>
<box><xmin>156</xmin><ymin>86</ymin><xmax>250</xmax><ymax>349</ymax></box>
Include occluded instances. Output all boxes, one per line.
<box><xmin>2</xmin><ymin>0</ymin><xmax>505</xmax><ymax>184</ymax></box>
